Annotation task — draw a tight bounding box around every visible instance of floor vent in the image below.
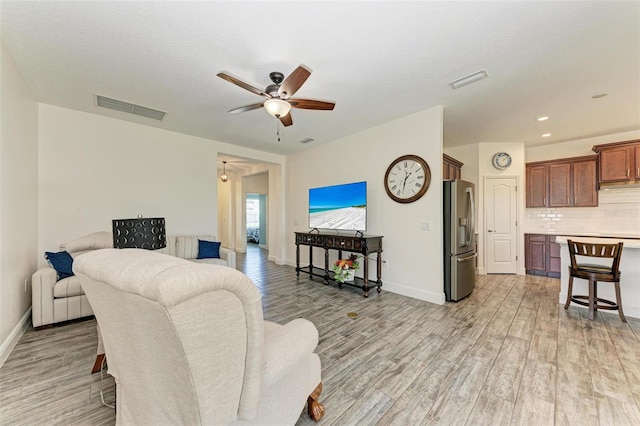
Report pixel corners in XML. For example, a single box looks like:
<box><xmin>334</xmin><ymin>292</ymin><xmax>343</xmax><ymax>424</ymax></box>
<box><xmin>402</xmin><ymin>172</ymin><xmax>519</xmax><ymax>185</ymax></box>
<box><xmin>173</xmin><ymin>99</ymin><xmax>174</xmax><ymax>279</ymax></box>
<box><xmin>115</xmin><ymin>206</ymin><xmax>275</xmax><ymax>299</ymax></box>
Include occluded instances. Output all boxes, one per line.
<box><xmin>96</xmin><ymin>95</ymin><xmax>166</xmax><ymax>121</ymax></box>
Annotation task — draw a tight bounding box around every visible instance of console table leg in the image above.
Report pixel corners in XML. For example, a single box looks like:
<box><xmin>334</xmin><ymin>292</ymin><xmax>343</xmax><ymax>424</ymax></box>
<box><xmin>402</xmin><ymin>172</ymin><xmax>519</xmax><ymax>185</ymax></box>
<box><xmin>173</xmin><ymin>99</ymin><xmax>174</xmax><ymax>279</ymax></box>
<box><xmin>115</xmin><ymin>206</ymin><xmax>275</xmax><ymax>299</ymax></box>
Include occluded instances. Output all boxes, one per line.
<box><xmin>296</xmin><ymin>244</ymin><xmax>300</xmax><ymax>277</ymax></box>
<box><xmin>363</xmin><ymin>256</ymin><xmax>369</xmax><ymax>297</ymax></box>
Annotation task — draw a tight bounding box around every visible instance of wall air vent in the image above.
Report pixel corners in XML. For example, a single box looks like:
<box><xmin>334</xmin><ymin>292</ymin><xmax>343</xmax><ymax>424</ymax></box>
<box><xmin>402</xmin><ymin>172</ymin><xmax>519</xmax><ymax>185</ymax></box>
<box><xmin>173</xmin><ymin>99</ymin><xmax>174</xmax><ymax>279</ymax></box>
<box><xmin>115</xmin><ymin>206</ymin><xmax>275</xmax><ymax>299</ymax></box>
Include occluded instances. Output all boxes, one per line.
<box><xmin>95</xmin><ymin>95</ymin><xmax>166</xmax><ymax>121</ymax></box>
<box><xmin>298</xmin><ymin>138</ymin><xmax>315</xmax><ymax>144</ymax></box>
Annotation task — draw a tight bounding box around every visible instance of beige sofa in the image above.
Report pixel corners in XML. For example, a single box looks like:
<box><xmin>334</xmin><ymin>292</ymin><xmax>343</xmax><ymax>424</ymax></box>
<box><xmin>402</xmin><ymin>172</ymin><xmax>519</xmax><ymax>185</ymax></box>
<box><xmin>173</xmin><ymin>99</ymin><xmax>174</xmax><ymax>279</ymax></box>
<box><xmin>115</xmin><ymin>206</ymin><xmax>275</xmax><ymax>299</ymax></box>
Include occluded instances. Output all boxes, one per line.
<box><xmin>75</xmin><ymin>248</ymin><xmax>324</xmax><ymax>425</ymax></box>
<box><xmin>32</xmin><ymin>233</ymin><xmax>236</xmax><ymax>328</ymax></box>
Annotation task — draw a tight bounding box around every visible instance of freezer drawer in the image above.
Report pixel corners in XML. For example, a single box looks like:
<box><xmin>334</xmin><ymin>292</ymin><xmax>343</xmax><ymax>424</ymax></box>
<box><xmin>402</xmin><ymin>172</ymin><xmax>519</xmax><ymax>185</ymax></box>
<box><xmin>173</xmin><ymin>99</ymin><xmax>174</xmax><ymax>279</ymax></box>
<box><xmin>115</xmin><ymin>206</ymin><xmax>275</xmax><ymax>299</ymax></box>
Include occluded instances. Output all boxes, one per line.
<box><xmin>446</xmin><ymin>251</ymin><xmax>477</xmax><ymax>302</ymax></box>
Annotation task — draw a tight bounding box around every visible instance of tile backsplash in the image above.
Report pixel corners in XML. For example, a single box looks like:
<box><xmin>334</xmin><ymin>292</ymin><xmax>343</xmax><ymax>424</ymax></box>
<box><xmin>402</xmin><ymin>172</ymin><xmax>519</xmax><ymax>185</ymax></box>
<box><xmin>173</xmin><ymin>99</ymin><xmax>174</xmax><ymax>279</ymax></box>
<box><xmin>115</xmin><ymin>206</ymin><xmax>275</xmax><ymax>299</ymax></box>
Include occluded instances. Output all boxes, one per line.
<box><xmin>524</xmin><ymin>188</ymin><xmax>640</xmax><ymax>237</ymax></box>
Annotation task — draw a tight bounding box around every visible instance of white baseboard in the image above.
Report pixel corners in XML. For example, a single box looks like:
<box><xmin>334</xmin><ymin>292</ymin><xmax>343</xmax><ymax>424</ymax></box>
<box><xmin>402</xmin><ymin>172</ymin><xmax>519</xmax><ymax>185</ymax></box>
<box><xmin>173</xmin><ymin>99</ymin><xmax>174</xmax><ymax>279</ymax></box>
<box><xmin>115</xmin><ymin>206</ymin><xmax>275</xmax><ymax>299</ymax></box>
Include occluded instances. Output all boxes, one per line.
<box><xmin>381</xmin><ymin>281</ymin><xmax>445</xmax><ymax>305</ymax></box>
<box><xmin>0</xmin><ymin>308</ymin><xmax>31</xmax><ymax>369</ymax></box>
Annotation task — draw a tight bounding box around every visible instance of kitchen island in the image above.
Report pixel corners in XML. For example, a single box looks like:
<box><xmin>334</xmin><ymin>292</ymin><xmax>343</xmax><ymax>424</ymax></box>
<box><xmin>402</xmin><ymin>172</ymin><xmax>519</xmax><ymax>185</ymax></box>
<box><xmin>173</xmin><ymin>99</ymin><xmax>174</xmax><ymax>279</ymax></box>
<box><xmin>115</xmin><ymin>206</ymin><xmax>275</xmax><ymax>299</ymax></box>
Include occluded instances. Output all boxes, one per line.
<box><xmin>556</xmin><ymin>235</ymin><xmax>640</xmax><ymax>319</ymax></box>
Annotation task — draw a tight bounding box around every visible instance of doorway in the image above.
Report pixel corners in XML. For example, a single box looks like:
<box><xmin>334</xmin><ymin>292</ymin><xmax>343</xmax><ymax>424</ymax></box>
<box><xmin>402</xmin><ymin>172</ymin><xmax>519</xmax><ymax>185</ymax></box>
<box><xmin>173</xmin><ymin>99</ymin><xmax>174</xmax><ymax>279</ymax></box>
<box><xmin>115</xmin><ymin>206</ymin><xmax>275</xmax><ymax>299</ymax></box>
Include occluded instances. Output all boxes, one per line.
<box><xmin>484</xmin><ymin>176</ymin><xmax>518</xmax><ymax>274</ymax></box>
<box><xmin>246</xmin><ymin>193</ymin><xmax>267</xmax><ymax>251</ymax></box>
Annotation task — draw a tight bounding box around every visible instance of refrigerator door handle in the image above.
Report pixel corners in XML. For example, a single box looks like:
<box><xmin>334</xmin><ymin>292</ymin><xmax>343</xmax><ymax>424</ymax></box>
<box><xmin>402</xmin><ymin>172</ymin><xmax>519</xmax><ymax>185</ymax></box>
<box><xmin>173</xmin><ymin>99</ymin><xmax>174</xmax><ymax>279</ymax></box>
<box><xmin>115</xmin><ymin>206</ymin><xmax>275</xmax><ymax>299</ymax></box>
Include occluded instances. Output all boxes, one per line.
<box><xmin>457</xmin><ymin>253</ymin><xmax>478</xmax><ymax>262</ymax></box>
<box><xmin>465</xmin><ymin>187</ymin><xmax>475</xmax><ymax>246</ymax></box>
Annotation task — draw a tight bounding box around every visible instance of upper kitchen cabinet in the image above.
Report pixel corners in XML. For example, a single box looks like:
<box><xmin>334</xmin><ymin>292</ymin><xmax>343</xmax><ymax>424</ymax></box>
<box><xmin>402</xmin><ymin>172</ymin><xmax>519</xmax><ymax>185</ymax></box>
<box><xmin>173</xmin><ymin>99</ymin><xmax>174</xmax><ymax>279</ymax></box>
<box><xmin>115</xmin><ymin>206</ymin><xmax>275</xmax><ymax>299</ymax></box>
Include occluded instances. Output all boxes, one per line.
<box><xmin>526</xmin><ymin>164</ymin><xmax>548</xmax><ymax>207</ymax></box>
<box><xmin>443</xmin><ymin>154</ymin><xmax>463</xmax><ymax>180</ymax></box>
<box><xmin>593</xmin><ymin>139</ymin><xmax>640</xmax><ymax>185</ymax></box>
<box><xmin>526</xmin><ymin>155</ymin><xmax>598</xmax><ymax>208</ymax></box>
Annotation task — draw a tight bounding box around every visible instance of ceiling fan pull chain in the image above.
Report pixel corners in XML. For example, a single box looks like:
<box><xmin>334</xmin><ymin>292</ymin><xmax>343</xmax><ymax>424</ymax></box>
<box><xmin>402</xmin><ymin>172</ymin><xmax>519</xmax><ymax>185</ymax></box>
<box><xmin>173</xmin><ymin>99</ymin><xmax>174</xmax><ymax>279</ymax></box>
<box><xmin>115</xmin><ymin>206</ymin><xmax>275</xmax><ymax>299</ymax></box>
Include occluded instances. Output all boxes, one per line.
<box><xmin>276</xmin><ymin>118</ymin><xmax>281</xmax><ymax>142</ymax></box>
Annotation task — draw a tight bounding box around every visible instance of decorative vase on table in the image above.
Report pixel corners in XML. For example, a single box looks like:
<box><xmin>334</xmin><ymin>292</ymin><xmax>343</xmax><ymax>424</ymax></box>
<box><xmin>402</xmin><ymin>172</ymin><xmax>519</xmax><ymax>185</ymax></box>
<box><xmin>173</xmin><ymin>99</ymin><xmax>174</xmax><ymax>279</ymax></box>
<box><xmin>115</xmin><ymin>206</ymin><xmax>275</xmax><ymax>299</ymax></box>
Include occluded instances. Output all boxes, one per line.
<box><xmin>342</xmin><ymin>269</ymin><xmax>356</xmax><ymax>283</ymax></box>
<box><xmin>333</xmin><ymin>254</ymin><xmax>360</xmax><ymax>284</ymax></box>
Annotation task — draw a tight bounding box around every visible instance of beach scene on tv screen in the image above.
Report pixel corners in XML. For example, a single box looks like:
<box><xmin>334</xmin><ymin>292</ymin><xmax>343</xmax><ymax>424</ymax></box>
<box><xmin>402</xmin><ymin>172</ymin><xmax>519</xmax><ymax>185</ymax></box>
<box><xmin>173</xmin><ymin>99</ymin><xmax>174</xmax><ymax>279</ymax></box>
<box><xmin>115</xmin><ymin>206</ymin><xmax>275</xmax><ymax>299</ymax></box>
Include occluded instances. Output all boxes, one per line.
<box><xmin>309</xmin><ymin>182</ymin><xmax>366</xmax><ymax>230</ymax></box>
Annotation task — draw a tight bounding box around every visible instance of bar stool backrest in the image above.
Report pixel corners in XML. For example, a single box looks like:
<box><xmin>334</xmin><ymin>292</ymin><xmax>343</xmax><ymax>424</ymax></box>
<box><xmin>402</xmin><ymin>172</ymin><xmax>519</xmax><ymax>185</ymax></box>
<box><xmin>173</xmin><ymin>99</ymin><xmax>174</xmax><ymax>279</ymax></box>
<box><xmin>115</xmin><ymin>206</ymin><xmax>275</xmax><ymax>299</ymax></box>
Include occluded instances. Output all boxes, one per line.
<box><xmin>567</xmin><ymin>240</ymin><xmax>624</xmax><ymax>280</ymax></box>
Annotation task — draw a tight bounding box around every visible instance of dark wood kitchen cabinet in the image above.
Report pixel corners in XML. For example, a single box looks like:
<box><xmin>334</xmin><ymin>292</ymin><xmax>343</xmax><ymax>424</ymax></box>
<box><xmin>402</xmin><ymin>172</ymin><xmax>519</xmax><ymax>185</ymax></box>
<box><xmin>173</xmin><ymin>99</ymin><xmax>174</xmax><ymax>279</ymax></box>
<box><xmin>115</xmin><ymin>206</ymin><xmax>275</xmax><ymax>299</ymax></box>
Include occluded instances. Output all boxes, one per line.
<box><xmin>526</xmin><ymin>155</ymin><xmax>598</xmax><ymax>208</ymax></box>
<box><xmin>526</xmin><ymin>164</ymin><xmax>548</xmax><ymax>208</ymax></box>
<box><xmin>443</xmin><ymin>154</ymin><xmax>463</xmax><ymax>180</ymax></box>
<box><xmin>525</xmin><ymin>234</ymin><xmax>560</xmax><ymax>278</ymax></box>
<box><xmin>593</xmin><ymin>139</ymin><xmax>640</xmax><ymax>184</ymax></box>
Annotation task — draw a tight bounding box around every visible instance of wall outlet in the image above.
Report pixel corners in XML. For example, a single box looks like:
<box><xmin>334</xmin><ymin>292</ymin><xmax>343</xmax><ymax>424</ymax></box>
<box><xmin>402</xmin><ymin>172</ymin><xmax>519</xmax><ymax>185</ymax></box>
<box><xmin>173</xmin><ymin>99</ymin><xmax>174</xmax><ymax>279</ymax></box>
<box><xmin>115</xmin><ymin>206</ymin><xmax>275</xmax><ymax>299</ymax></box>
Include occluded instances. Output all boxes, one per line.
<box><xmin>421</xmin><ymin>222</ymin><xmax>431</xmax><ymax>231</ymax></box>
<box><xmin>382</xmin><ymin>259</ymin><xmax>388</xmax><ymax>268</ymax></box>
<box><xmin>293</xmin><ymin>219</ymin><xmax>298</xmax><ymax>226</ymax></box>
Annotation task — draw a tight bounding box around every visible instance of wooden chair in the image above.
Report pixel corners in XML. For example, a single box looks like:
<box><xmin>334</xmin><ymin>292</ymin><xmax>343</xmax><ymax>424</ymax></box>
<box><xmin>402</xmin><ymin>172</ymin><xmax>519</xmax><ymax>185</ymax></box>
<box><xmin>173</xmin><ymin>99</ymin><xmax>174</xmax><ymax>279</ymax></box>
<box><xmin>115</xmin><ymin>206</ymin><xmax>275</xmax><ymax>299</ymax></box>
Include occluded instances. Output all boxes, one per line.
<box><xmin>564</xmin><ymin>240</ymin><xmax>625</xmax><ymax>322</ymax></box>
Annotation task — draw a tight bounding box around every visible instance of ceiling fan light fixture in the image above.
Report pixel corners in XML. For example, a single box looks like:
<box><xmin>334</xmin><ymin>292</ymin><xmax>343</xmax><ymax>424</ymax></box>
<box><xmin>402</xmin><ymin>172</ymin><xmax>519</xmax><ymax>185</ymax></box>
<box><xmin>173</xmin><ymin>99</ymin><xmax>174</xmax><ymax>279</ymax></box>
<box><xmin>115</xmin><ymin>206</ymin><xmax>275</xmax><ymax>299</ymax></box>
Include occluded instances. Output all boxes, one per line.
<box><xmin>264</xmin><ymin>98</ymin><xmax>292</xmax><ymax>118</ymax></box>
<box><xmin>220</xmin><ymin>161</ymin><xmax>229</xmax><ymax>183</ymax></box>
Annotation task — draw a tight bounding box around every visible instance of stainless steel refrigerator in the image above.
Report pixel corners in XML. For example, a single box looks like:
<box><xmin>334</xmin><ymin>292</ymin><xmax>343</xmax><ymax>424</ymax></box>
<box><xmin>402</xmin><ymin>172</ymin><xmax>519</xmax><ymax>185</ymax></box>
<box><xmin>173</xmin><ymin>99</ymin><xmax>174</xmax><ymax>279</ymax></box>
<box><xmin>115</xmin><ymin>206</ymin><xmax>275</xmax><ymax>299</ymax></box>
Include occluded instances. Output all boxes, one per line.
<box><xmin>444</xmin><ymin>179</ymin><xmax>476</xmax><ymax>302</ymax></box>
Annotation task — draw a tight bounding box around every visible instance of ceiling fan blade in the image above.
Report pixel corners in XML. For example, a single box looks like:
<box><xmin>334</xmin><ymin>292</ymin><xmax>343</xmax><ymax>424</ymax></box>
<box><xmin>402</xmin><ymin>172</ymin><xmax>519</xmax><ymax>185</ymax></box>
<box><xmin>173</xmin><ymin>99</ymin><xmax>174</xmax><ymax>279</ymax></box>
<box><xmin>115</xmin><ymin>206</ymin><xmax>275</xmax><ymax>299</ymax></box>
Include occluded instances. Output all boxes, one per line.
<box><xmin>279</xmin><ymin>113</ymin><xmax>293</xmax><ymax>127</ymax></box>
<box><xmin>217</xmin><ymin>72</ymin><xmax>269</xmax><ymax>98</ymax></box>
<box><xmin>278</xmin><ymin>65</ymin><xmax>311</xmax><ymax>98</ymax></box>
<box><xmin>289</xmin><ymin>98</ymin><xmax>335</xmax><ymax>110</ymax></box>
<box><xmin>228</xmin><ymin>102</ymin><xmax>264</xmax><ymax>114</ymax></box>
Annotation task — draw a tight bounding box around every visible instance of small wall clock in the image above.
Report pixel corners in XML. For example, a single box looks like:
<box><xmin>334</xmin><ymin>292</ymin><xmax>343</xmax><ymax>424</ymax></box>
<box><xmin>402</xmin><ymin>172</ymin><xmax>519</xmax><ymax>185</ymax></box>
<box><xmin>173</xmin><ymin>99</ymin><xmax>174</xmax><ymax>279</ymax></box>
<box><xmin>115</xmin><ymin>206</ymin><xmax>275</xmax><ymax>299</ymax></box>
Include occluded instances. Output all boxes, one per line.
<box><xmin>384</xmin><ymin>154</ymin><xmax>431</xmax><ymax>203</ymax></box>
<box><xmin>492</xmin><ymin>152</ymin><xmax>512</xmax><ymax>170</ymax></box>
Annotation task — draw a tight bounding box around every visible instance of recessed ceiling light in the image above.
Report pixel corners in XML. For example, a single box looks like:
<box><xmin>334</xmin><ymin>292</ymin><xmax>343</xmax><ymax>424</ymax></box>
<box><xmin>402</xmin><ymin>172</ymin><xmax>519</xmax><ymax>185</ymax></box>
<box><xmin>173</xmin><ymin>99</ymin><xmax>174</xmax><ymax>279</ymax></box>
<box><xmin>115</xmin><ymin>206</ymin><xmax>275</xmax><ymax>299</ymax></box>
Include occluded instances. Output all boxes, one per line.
<box><xmin>536</xmin><ymin>116</ymin><xmax>549</xmax><ymax>121</ymax></box>
<box><xmin>542</xmin><ymin>133</ymin><xmax>551</xmax><ymax>137</ymax></box>
<box><xmin>592</xmin><ymin>93</ymin><xmax>608</xmax><ymax>99</ymax></box>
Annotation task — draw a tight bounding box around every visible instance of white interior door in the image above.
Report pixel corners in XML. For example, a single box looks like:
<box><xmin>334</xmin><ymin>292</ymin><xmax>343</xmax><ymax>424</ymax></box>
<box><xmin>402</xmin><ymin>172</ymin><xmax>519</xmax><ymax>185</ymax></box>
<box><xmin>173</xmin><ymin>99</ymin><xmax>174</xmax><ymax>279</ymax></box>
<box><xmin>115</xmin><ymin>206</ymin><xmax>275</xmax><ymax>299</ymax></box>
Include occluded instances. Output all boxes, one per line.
<box><xmin>484</xmin><ymin>177</ymin><xmax>518</xmax><ymax>274</ymax></box>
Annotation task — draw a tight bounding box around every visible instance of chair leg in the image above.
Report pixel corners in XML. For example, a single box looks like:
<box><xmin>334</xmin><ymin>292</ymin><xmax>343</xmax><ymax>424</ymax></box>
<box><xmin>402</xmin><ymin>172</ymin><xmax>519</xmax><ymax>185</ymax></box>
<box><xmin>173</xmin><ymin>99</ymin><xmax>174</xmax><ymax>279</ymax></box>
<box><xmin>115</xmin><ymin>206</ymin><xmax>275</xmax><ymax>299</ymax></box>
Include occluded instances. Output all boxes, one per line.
<box><xmin>614</xmin><ymin>281</ymin><xmax>627</xmax><ymax>323</ymax></box>
<box><xmin>564</xmin><ymin>275</ymin><xmax>574</xmax><ymax>309</ymax></box>
<box><xmin>92</xmin><ymin>353</ymin><xmax>106</xmax><ymax>374</ymax></box>
<box><xmin>588</xmin><ymin>280</ymin><xmax>595</xmax><ymax>321</ymax></box>
<box><xmin>307</xmin><ymin>382</ymin><xmax>325</xmax><ymax>422</ymax></box>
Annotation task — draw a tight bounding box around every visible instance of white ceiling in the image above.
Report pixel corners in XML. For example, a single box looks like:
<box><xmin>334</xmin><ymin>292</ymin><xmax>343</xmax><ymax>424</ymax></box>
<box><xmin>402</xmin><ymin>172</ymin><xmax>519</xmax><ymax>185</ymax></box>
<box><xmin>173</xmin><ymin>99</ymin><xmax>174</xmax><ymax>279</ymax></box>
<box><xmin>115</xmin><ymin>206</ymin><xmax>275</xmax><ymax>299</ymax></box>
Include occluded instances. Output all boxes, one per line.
<box><xmin>1</xmin><ymin>1</ymin><xmax>639</xmax><ymax>156</ymax></box>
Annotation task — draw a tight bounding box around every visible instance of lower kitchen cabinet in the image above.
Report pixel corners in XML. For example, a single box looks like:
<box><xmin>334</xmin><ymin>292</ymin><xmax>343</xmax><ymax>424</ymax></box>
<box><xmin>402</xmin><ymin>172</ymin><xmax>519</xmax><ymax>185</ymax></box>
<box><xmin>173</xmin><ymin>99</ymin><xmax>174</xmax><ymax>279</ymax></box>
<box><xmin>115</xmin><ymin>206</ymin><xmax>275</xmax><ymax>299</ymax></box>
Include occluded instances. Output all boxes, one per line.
<box><xmin>525</xmin><ymin>234</ymin><xmax>561</xmax><ymax>278</ymax></box>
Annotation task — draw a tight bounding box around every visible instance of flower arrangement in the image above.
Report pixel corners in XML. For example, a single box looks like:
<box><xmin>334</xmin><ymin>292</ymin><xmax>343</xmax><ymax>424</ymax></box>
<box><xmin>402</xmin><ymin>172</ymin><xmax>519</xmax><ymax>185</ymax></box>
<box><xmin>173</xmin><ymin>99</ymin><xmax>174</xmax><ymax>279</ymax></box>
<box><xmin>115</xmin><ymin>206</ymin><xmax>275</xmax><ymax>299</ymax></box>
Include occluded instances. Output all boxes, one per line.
<box><xmin>333</xmin><ymin>254</ymin><xmax>360</xmax><ymax>283</ymax></box>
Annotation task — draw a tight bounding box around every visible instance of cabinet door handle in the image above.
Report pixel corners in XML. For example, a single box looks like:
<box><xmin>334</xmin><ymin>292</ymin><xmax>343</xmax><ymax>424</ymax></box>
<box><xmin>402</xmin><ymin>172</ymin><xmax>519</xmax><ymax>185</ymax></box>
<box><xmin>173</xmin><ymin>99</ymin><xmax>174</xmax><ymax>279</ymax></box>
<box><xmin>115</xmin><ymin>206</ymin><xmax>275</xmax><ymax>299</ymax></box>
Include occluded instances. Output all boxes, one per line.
<box><xmin>627</xmin><ymin>169</ymin><xmax>630</xmax><ymax>177</ymax></box>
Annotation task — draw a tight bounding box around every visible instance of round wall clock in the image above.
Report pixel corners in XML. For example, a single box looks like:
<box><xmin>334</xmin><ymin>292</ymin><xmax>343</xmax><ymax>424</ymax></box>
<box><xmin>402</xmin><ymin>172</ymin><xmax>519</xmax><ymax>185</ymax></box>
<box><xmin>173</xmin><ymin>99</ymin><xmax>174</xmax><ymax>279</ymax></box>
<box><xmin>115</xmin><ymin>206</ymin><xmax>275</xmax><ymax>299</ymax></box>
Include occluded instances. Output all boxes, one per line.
<box><xmin>384</xmin><ymin>154</ymin><xmax>431</xmax><ymax>203</ymax></box>
<box><xmin>492</xmin><ymin>152</ymin><xmax>512</xmax><ymax>170</ymax></box>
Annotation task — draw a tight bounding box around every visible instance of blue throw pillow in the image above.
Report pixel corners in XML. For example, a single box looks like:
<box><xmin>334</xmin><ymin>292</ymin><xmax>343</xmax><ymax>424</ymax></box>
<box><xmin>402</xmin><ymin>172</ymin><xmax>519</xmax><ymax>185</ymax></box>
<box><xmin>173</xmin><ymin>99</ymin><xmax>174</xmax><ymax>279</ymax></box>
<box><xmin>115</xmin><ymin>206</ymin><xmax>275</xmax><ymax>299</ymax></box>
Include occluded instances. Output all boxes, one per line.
<box><xmin>197</xmin><ymin>239</ymin><xmax>221</xmax><ymax>259</ymax></box>
<box><xmin>45</xmin><ymin>251</ymin><xmax>74</xmax><ymax>280</ymax></box>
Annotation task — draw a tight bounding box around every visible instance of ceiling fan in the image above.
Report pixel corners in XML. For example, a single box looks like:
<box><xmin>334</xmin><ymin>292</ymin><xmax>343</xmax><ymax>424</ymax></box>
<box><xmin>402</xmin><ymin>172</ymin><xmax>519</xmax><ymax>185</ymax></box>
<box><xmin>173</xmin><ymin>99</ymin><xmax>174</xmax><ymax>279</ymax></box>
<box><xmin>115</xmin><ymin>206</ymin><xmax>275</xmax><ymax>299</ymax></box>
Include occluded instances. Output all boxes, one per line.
<box><xmin>217</xmin><ymin>65</ymin><xmax>335</xmax><ymax>127</ymax></box>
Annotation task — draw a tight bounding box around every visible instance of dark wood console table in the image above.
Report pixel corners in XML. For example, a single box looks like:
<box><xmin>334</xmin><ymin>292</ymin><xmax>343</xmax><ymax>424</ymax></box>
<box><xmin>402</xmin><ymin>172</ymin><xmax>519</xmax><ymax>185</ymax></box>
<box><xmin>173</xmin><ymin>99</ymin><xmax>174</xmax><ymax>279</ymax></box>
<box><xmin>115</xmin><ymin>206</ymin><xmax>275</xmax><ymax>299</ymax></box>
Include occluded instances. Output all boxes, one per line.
<box><xmin>295</xmin><ymin>232</ymin><xmax>383</xmax><ymax>297</ymax></box>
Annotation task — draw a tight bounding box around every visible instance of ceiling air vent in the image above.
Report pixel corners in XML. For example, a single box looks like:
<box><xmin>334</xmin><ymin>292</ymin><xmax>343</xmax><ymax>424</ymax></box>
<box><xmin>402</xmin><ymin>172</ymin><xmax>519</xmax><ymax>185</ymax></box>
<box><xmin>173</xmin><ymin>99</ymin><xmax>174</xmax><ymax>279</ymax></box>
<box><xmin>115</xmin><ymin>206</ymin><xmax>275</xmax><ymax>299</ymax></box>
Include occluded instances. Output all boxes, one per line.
<box><xmin>95</xmin><ymin>95</ymin><xmax>166</xmax><ymax>121</ymax></box>
<box><xmin>298</xmin><ymin>138</ymin><xmax>315</xmax><ymax>144</ymax></box>
<box><xmin>448</xmin><ymin>69</ymin><xmax>489</xmax><ymax>90</ymax></box>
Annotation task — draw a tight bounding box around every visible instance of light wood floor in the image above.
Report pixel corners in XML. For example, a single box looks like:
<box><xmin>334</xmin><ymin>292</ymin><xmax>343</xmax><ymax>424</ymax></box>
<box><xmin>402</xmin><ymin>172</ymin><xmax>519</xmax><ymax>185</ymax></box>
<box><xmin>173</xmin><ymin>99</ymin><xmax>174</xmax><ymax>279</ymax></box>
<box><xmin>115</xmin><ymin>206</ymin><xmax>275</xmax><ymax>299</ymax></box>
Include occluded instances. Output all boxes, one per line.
<box><xmin>2</xmin><ymin>244</ymin><xmax>639</xmax><ymax>425</ymax></box>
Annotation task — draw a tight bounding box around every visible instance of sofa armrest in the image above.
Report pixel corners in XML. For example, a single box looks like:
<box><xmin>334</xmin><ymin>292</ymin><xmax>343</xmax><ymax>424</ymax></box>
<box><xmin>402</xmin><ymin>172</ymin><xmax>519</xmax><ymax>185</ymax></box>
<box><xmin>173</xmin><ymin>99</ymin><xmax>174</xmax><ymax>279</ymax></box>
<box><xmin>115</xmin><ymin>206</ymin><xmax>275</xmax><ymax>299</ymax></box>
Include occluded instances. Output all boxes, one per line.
<box><xmin>262</xmin><ymin>318</ymin><xmax>319</xmax><ymax>387</ymax></box>
<box><xmin>220</xmin><ymin>247</ymin><xmax>236</xmax><ymax>269</ymax></box>
<box><xmin>31</xmin><ymin>266</ymin><xmax>58</xmax><ymax>328</ymax></box>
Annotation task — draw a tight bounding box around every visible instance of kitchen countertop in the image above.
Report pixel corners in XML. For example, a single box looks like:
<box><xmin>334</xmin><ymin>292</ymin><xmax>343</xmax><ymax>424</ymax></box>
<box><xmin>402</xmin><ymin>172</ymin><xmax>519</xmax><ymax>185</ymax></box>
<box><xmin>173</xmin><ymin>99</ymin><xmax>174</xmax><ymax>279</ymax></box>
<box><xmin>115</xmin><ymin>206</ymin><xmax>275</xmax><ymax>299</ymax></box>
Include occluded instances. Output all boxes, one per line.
<box><xmin>555</xmin><ymin>235</ymin><xmax>640</xmax><ymax>249</ymax></box>
<box><xmin>524</xmin><ymin>231</ymin><xmax>640</xmax><ymax>240</ymax></box>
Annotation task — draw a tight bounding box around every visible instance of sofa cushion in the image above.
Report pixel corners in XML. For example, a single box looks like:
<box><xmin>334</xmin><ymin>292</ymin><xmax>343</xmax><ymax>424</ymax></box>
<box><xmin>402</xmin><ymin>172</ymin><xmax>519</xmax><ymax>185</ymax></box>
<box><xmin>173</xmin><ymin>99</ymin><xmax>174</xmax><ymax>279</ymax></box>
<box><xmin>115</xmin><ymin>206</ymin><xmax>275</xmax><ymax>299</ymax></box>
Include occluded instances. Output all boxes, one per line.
<box><xmin>45</xmin><ymin>251</ymin><xmax>75</xmax><ymax>280</ymax></box>
<box><xmin>174</xmin><ymin>235</ymin><xmax>217</xmax><ymax>260</ymax></box>
<box><xmin>198</xmin><ymin>239</ymin><xmax>221</xmax><ymax>259</ymax></box>
<box><xmin>61</xmin><ymin>231</ymin><xmax>113</xmax><ymax>254</ymax></box>
<box><xmin>190</xmin><ymin>258</ymin><xmax>228</xmax><ymax>266</ymax></box>
<box><xmin>53</xmin><ymin>276</ymin><xmax>85</xmax><ymax>298</ymax></box>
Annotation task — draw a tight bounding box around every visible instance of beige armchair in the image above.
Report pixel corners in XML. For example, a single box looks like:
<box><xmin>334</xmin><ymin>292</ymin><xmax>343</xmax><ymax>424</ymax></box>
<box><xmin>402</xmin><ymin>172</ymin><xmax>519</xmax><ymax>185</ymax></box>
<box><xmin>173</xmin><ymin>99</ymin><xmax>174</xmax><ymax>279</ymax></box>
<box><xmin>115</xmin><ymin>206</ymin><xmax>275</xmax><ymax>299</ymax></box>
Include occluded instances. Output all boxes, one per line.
<box><xmin>74</xmin><ymin>249</ymin><xmax>324</xmax><ymax>425</ymax></box>
<box><xmin>32</xmin><ymin>231</ymin><xmax>113</xmax><ymax>328</ymax></box>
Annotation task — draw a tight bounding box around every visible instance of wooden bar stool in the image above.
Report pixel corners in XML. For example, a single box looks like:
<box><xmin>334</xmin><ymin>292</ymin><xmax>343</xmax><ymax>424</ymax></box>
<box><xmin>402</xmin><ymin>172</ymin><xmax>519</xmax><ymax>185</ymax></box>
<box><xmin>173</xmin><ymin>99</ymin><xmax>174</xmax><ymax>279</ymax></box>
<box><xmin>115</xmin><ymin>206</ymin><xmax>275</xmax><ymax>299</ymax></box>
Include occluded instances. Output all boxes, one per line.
<box><xmin>564</xmin><ymin>239</ymin><xmax>625</xmax><ymax>322</ymax></box>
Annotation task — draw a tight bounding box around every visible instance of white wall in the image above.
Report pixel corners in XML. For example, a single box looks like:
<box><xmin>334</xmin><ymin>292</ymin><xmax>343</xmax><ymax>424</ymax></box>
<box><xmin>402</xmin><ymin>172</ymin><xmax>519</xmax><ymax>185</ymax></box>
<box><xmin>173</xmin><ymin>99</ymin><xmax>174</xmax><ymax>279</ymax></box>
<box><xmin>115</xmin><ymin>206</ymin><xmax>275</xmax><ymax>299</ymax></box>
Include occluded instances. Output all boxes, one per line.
<box><xmin>217</xmin><ymin>171</ymin><xmax>234</xmax><ymax>248</ymax></box>
<box><xmin>0</xmin><ymin>41</ymin><xmax>39</xmax><ymax>362</ymax></box>
<box><xmin>286</xmin><ymin>107</ymin><xmax>445</xmax><ymax>304</ymax></box>
<box><xmin>38</xmin><ymin>104</ymin><xmax>219</xmax><ymax>258</ymax></box>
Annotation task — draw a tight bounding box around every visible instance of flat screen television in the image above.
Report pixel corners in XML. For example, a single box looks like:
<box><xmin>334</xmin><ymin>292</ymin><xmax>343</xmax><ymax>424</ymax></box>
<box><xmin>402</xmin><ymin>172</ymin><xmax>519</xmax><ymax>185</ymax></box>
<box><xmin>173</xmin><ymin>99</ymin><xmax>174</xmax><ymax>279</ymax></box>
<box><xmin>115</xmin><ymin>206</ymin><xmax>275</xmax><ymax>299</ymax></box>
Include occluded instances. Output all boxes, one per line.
<box><xmin>308</xmin><ymin>181</ymin><xmax>367</xmax><ymax>231</ymax></box>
